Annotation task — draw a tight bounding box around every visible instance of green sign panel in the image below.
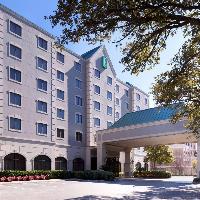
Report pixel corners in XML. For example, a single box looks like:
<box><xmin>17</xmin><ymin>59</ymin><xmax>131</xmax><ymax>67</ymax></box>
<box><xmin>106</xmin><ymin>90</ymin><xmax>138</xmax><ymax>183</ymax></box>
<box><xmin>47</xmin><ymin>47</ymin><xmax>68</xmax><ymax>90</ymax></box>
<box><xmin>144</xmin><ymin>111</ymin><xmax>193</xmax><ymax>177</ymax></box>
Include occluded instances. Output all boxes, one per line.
<box><xmin>102</xmin><ymin>56</ymin><xmax>107</xmax><ymax>69</ymax></box>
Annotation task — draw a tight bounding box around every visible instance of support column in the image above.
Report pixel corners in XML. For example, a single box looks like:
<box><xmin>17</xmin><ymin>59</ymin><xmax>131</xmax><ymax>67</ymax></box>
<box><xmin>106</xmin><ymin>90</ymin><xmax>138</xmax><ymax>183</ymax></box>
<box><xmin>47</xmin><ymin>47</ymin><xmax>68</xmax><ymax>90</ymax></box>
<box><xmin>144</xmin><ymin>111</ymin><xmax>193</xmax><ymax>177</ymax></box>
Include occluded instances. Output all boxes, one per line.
<box><xmin>85</xmin><ymin>147</ymin><xmax>91</xmax><ymax>170</ymax></box>
<box><xmin>197</xmin><ymin>138</ymin><xmax>200</xmax><ymax>178</ymax></box>
<box><xmin>124</xmin><ymin>148</ymin><xmax>131</xmax><ymax>177</ymax></box>
<box><xmin>97</xmin><ymin>143</ymin><xmax>106</xmax><ymax>169</ymax></box>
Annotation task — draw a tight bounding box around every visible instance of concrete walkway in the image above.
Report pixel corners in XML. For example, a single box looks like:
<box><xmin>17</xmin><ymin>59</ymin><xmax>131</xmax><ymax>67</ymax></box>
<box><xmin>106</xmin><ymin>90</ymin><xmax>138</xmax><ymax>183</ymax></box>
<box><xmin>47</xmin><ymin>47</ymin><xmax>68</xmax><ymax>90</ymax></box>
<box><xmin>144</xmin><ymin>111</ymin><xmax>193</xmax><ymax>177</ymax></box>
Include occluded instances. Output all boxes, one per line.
<box><xmin>0</xmin><ymin>176</ymin><xmax>199</xmax><ymax>200</ymax></box>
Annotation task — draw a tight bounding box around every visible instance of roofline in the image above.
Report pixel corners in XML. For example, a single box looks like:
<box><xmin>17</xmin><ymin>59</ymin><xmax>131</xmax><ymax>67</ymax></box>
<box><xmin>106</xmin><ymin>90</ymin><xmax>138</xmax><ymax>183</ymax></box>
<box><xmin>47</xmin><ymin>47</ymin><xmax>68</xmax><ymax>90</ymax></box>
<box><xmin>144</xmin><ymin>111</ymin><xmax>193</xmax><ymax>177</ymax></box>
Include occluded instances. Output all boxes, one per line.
<box><xmin>132</xmin><ymin>85</ymin><xmax>149</xmax><ymax>97</ymax></box>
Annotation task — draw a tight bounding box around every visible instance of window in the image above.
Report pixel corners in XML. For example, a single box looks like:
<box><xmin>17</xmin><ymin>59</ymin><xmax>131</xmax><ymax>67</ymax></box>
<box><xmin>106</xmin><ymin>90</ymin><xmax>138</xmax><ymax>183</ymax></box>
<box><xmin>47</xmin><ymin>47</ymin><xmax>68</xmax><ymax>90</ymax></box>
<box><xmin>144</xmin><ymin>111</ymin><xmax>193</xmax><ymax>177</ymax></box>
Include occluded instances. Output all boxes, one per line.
<box><xmin>136</xmin><ymin>106</ymin><xmax>140</xmax><ymax>111</ymax></box>
<box><xmin>9</xmin><ymin>117</ymin><xmax>21</xmax><ymax>131</ymax></box>
<box><xmin>57</xmin><ymin>128</ymin><xmax>64</xmax><ymax>138</ymax></box>
<box><xmin>57</xmin><ymin>52</ymin><xmax>64</xmax><ymax>63</ymax></box>
<box><xmin>107</xmin><ymin>106</ymin><xmax>112</xmax><ymax>116</ymax></box>
<box><xmin>125</xmin><ymin>89</ymin><xmax>129</xmax><ymax>97</ymax></box>
<box><xmin>9</xmin><ymin>68</ymin><xmax>21</xmax><ymax>83</ymax></box>
<box><xmin>107</xmin><ymin>76</ymin><xmax>112</xmax><ymax>85</ymax></box>
<box><xmin>115</xmin><ymin>112</ymin><xmax>120</xmax><ymax>119</ymax></box>
<box><xmin>94</xmin><ymin>69</ymin><xmax>100</xmax><ymax>79</ymax></box>
<box><xmin>136</xmin><ymin>93</ymin><xmax>141</xmax><ymax>101</ymax></box>
<box><xmin>38</xmin><ymin>37</ymin><xmax>47</xmax><ymax>50</ymax></box>
<box><xmin>75</xmin><ymin>113</ymin><xmax>83</xmax><ymax>124</ymax></box>
<box><xmin>94</xmin><ymin>101</ymin><xmax>100</xmax><ymax>111</ymax></box>
<box><xmin>94</xmin><ymin>85</ymin><xmax>100</xmax><ymax>94</ymax></box>
<box><xmin>116</xmin><ymin>98</ymin><xmax>120</xmax><ymax>106</ymax></box>
<box><xmin>37</xmin><ymin>57</ymin><xmax>47</xmax><ymax>71</ymax></box>
<box><xmin>37</xmin><ymin>123</ymin><xmax>47</xmax><ymax>135</ymax></box>
<box><xmin>9</xmin><ymin>44</ymin><xmax>22</xmax><ymax>59</ymax></box>
<box><xmin>57</xmin><ymin>89</ymin><xmax>64</xmax><ymax>101</ymax></box>
<box><xmin>9</xmin><ymin>21</ymin><xmax>22</xmax><ymax>37</ymax></box>
<box><xmin>37</xmin><ymin>100</ymin><xmax>47</xmax><ymax>113</ymax></box>
<box><xmin>145</xmin><ymin>98</ymin><xmax>148</xmax><ymax>105</ymax></box>
<box><xmin>107</xmin><ymin>121</ymin><xmax>113</xmax><ymax>128</ymax></box>
<box><xmin>94</xmin><ymin>118</ymin><xmax>100</xmax><ymax>127</ymax></box>
<box><xmin>76</xmin><ymin>132</ymin><xmax>82</xmax><ymax>142</ymax></box>
<box><xmin>57</xmin><ymin>70</ymin><xmax>64</xmax><ymax>82</ymax></box>
<box><xmin>75</xmin><ymin>78</ymin><xmax>82</xmax><ymax>89</ymax></box>
<box><xmin>37</xmin><ymin>79</ymin><xmax>47</xmax><ymax>92</ymax></box>
<box><xmin>9</xmin><ymin>92</ymin><xmax>21</xmax><ymax>107</ymax></box>
<box><xmin>116</xmin><ymin>84</ymin><xmax>119</xmax><ymax>93</ymax></box>
<box><xmin>107</xmin><ymin>91</ymin><xmax>112</xmax><ymax>101</ymax></box>
<box><xmin>75</xmin><ymin>96</ymin><xmax>83</xmax><ymax>106</ymax></box>
<box><xmin>75</xmin><ymin>62</ymin><xmax>81</xmax><ymax>72</ymax></box>
<box><xmin>57</xmin><ymin>108</ymin><xmax>65</xmax><ymax>119</ymax></box>
<box><xmin>125</xmin><ymin>102</ymin><xmax>129</xmax><ymax>110</ymax></box>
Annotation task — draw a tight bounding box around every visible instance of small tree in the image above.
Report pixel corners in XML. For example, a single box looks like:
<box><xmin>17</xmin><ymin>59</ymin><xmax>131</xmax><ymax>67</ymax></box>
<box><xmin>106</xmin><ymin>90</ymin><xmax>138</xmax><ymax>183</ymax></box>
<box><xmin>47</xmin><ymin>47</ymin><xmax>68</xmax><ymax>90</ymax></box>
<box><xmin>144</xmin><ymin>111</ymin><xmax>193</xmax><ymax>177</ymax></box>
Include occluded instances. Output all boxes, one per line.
<box><xmin>144</xmin><ymin>145</ymin><xmax>174</xmax><ymax>170</ymax></box>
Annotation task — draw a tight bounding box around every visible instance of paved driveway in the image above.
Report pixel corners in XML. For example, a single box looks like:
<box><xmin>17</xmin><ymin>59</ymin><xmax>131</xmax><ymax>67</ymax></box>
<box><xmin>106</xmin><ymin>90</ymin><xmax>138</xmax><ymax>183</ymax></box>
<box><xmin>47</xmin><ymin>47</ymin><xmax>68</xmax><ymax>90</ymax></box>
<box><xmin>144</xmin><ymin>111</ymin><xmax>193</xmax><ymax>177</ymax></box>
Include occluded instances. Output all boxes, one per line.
<box><xmin>0</xmin><ymin>176</ymin><xmax>199</xmax><ymax>200</ymax></box>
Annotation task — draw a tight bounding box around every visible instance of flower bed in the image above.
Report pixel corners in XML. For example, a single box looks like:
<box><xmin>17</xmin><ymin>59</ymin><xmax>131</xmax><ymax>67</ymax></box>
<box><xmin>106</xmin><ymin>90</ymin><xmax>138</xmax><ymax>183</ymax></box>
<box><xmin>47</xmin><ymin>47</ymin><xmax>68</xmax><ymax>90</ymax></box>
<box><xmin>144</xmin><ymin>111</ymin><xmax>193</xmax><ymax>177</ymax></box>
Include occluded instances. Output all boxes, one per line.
<box><xmin>133</xmin><ymin>170</ymin><xmax>171</xmax><ymax>178</ymax></box>
<box><xmin>0</xmin><ymin>170</ymin><xmax>114</xmax><ymax>182</ymax></box>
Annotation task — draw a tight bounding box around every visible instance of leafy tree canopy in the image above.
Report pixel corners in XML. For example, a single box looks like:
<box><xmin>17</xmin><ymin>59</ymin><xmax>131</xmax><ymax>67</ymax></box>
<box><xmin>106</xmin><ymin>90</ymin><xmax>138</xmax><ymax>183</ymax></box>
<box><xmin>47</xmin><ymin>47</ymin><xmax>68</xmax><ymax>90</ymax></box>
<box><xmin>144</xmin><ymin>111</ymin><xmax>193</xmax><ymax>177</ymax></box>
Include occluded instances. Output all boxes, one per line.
<box><xmin>48</xmin><ymin>0</ymin><xmax>200</xmax><ymax>136</ymax></box>
<box><xmin>144</xmin><ymin>145</ymin><xmax>174</xmax><ymax>169</ymax></box>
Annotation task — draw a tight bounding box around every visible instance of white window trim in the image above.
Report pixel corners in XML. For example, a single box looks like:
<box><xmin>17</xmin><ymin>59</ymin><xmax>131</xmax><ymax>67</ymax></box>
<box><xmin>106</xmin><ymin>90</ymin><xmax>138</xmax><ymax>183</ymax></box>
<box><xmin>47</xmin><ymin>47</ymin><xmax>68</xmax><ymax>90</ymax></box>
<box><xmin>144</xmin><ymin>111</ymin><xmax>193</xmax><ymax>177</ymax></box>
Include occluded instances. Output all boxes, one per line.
<box><xmin>75</xmin><ymin>130</ymin><xmax>83</xmax><ymax>142</ymax></box>
<box><xmin>8</xmin><ymin>91</ymin><xmax>22</xmax><ymax>108</ymax></box>
<box><xmin>94</xmin><ymin>68</ymin><xmax>100</xmax><ymax>79</ymax></box>
<box><xmin>37</xmin><ymin>78</ymin><xmax>48</xmax><ymax>93</ymax></box>
<box><xmin>107</xmin><ymin>76</ymin><xmax>112</xmax><ymax>86</ymax></box>
<box><xmin>8</xmin><ymin>115</ymin><xmax>22</xmax><ymax>133</ymax></box>
<box><xmin>94</xmin><ymin>101</ymin><xmax>100</xmax><ymax>112</ymax></box>
<box><xmin>75</xmin><ymin>61</ymin><xmax>82</xmax><ymax>73</ymax></box>
<box><xmin>8</xmin><ymin>19</ymin><xmax>22</xmax><ymax>39</ymax></box>
<box><xmin>115</xmin><ymin>97</ymin><xmax>120</xmax><ymax>106</ymax></box>
<box><xmin>56</xmin><ymin>52</ymin><xmax>65</xmax><ymax>64</ymax></box>
<box><xmin>115</xmin><ymin>84</ymin><xmax>120</xmax><ymax>93</ymax></box>
<box><xmin>57</xmin><ymin>107</ymin><xmax>65</xmax><ymax>121</ymax></box>
<box><xmin>107</xmin><ymin>106</ymin><xmax>113</xmax><ymax>116</ymax></box>
<box><xmin>94</xmin><ymin>117</ymin><xmax>100</xmax><ymax>127</ymax></box>
<box><xmin>36</xmin><ymin>122</ymin><xmax>48</xmax><ymax>136</ymax></box>
<box><xmin>36</xmin><ymin>100</ymin><xmax>48</xmax><ymax>115</ymax></box>
<box><xmin>56</xmin><ymin>127</ymin><xmax>65</xmax><ymax>139</ymax></box>
<box><xmin>75</xmin><ymin>95</ymin><xmax>83</xmax><ymax>107</ymax></box>
<box><xmin>94</xmin><ymin>84</ymin><xmax>100</xmax><ymax>95</ymax></box>
<box><xmin>8</xmin><ymin>42</ymin><xmax>22</xmax><ymax>61</ymax></box>
<box><xmin>107</xmin><ymin>91</ymin><xmax>112</xmax><ymax>101</ymax></box>
<box><xmin>37</xmin><ymin>36</ymin><xmax>48</xmax><ymax>52</ymax></box>
<box><xmin>75</xmin><ymin>112</ymin><xmax>83</xmax><ymax>124</ymax></box>
<box><xmin>36</xmin><ymin>56</ymin><xmax>48</xmax><ymax>73</ymax></box>
<box><xmin>75</xmin><ymin>77</ymin><xmax>83</xmax><ymax>90</ymax></box>
<box><xmin>56</xmin><ymin>70</ymin><xmax>65</xmax><ymax>82</ymax></box>
<box><xmin>56</xmin><ymin>89</ymin><xmax>65</xmax><ymax>101</ymax></box>
<box><xmin>8</xmin><ymin>66</ymin><xmax>22</xmax><ymax>84</ymax></box>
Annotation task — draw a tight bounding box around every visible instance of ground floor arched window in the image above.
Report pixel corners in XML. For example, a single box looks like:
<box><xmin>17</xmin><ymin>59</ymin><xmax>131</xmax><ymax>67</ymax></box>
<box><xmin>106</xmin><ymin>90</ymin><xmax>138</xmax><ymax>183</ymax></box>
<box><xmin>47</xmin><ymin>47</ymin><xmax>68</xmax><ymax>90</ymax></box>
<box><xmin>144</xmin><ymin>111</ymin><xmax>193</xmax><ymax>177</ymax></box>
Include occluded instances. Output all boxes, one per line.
<box><xmin>73</xmin><ymin>158</ymin><xmax>84</xmax><ymax>171</ymax></box>
<box><xmin>34</xmin><ymin>155</ymin><xmax>51</xmax><ymax>170</ymax></box>
<box><xmin>4</xmin><ymin>153</ymin><xmax>26</xmax><ymax>171</ymax></box>
<box><xmin>55</xmin><ymin>157</ymin><xmax>67</xmax><ymax>170</ymax></box>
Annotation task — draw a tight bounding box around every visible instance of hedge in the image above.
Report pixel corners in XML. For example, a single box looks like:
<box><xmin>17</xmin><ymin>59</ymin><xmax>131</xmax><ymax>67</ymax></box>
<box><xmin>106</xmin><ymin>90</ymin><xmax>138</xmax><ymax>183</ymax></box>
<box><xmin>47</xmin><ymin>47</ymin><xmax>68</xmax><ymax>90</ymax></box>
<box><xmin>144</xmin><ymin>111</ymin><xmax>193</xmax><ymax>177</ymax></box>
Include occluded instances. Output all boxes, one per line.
<box><xmin>0</xmin><ymin>170</ymin><xmax>115</xmax><ymax>182</ymax></box>
<box><xmin>193</xmin><ymin>178</ymin><xmax>200</xmax><ymax>184</ymax></box>
<box><xmin>133</xmin><ymin>170</ymin><xmax>171</xmax><ymax>178</ymax></box>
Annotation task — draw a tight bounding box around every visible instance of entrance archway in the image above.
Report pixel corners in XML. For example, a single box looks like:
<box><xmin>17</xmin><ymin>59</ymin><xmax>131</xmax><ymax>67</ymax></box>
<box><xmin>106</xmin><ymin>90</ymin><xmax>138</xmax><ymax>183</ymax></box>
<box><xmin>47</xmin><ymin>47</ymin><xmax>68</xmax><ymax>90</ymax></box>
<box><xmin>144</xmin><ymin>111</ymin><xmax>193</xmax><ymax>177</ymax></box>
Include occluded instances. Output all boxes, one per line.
<box><xmin>55</xmin><ymin>157</ymin><xmax>67</xmax><ymax>170</ymax></box>
<box><xmin>34</xmin><ymin>155</ymin><xmax>51</xmax><ymax>170</ymax></box>
<box><xmin>4</xmin><ymin>153</ymin><xmax>26</xmax><ymax>170</ymax></box>
<box><xmin>73</xmin><ymin>158</ymin><xmax>84</xmax><ymax>171</ymax></box>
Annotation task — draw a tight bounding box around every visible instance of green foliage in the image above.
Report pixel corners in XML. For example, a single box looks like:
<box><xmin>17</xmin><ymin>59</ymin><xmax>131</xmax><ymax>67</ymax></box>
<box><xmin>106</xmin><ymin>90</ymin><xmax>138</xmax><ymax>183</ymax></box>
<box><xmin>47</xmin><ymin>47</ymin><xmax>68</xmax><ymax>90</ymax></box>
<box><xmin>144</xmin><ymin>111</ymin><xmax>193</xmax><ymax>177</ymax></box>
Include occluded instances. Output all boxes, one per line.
<box><xmin>133</xmin><ymin>170</ymin><xmax>171</xmax><ymax>178</ymax></box>
<box><xmin>48</xmin><ymin>0</ymin><xmax>200</xmax><ymax>136</ymax></box>
<box><xmin>144</xmin><ymin>145</ymin><xmax>174</xmax><ymax>169</ymax></box>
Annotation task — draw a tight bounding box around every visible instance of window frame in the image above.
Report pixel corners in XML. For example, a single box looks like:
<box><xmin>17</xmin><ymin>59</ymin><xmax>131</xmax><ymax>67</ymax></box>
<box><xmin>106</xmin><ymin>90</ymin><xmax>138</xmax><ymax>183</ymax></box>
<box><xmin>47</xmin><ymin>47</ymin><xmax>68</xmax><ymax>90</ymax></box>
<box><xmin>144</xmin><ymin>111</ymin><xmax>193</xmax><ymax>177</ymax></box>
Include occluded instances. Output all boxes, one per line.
<box><xmin>75</xmin><ymin>96</ymin><xmax>83</xmax><ymax>107</ymax></box>
<box><xmin>136</xmin><ymin>93</ymin><xmax>141</xmax><ymax>101</ymax></box>
<box><xmin>8</xmin><ymin>67</ymin><xmax>22</xmax><ymax>84</ymax></box>
<box><xmin>37</xmin><ymin>78</ymin><xmax>48</xmax><ymax>92</ymax></box>
<box><xmin>9</xmin><ymin>43</ymin><xmax>22</xmax><ymax>60</ymax></box>
<box><xmin>75</xmin><ymin>113</ymin><xmax>83</xmax><ymax>124</ymax></box>
<box><xmin>56</xmin><ymin>52</ymin><xmax>65</xmax><ymax>64</ymax></box>
<box><xmin>107</xmin><ymin>76</ymin><xmax>112</xmax><ymax>85</ymax></box>
<box><xmin>94</xmin><ymin>84</ymin><xmax>100</xmax><ymax>95</ymax></box>
<box><xmin>57</xmin><ymin>70</ymin><xmax>65</xmax><ymax>82</ymax></box>
<box><xmin>75</xmin><ymin>131</ymin><xmax>83</xmax><ymax>142</ymax></box>
<box><xmin>37</xmin><ymin>122</ymin><xmax>48</xmax><ymax>136</ymax></box>
<box><xmin>94</xmin><ymin>117</ymin><xmax>100</xmax><ymax>127</ymax></box>
<box><xmin>107</xmin><ymin>106</ymin><xmax>113</xmax><ymax>116</ymax></box>
<box><xmin>94</xmin><ymin>68</ymin><xmax>100</xmax><ymax>79</ymax></box>
<box><xmin>107</xmin><ymin>91</ymin><xmax>112</xmax><ymax>101</ymax></box>
<box><xmin>37</xmin><ymin>36</ymin><xmax>48</xmax><ymax>51</ymax></box>
<box><xmin>9</xmin><ymin>91</ymin><xmax>21</xmax><ymax>108</ymax></box>
<box><xmin>57</xmin><ymin>89</ymin><xmax>65</xmax><ymax>101</ymax></box>
<box><xmin>75</xmin><ymin>78</ymin><xmax>82</xmax><ymax>90</ymax></box>
<box><xmin>9</xmin><ymin>116</ymin><xmax>22</xmax><ymax>132</ymax></box>
<box><xmin>37</xmin><ymin>100</ymin><xmax>48</xmax><ymax>114</ymax></box>
<box><xmin>94</xmin><ymin>101</ymin><xmax>100</xmax><ymax>111</ymax></box>
<box><xmin>57</xmin><ymin>108</ymin><xmax>65</xmax><ymax>120</ymax></box>
<box><xmin>116</xmin><ymin>84</ymin><xmax>119</xmax><ymax>93</ymax></box>
<box><xmin>36</xmin><ymin>57</ymin><xmax>48</xmax><ymax>72</ymax></box>
<box><xmin>8</xmin><ymin>20</ymin><xmax>22</xmax><ymax>38</ymax></box>
<box><xmin>57</xmin><ymin>128</ymin><xmax>65</xmax><ymax>139</ymax></box>
<box><xmin>75</xmin><ymin>62</ymin><xmax>82</xmax><ymax>72</ymax></box>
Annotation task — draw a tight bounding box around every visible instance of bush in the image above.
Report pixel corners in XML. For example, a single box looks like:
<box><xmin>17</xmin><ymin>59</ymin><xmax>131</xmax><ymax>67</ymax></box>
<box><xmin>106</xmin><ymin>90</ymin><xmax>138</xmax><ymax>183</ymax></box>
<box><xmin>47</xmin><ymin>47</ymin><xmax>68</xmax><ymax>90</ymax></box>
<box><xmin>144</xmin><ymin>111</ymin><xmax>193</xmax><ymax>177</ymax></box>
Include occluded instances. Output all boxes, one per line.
<box><xmin>193</xmin><ymin>178</ymin><xmax>200</xmax><ymax>184</ymax></box>
<box><xmin>133</xmin><ymin>170</ymin><xmax>171</xmax><ymax>178</ymax></box>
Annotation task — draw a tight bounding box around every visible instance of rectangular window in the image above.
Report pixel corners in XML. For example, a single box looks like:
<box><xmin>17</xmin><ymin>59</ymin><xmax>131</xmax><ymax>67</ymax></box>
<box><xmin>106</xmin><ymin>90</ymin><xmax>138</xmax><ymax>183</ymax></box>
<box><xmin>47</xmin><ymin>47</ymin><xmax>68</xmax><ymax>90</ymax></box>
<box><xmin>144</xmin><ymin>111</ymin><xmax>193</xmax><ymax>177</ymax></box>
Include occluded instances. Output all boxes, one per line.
<box><xmin>107</xmin><ymin>121</ymin><xmax>113</xmax><ymax>128</ymax></box>
<box><xmin>94</xmin><ymin>101</ymin><xmax>100</xmax><ymax>111</ymax></box>
<box><xmin>107</xmin><ymin>106</ymin><xmax>112</xmax><ymax>116</ymax></box>
<box><xmin>9</xmin><ymin>117</ymin><xmax>21</xmax><ymax>131</ymax></box>
<box><xmin>107</xmin><ymin>91</ymin><xmax>112</xmax><ymax>101</ymax></box>
<box><xmin>37</xmin><ymin>100</ymin><xmax>47</xmax><ymax>113</ymax></box>
<box><xmin>136</xmin><ymin>93</ymin><xmax>141</xmax><ymax>101</ymax></box>
<box><xmin>115</xmin><ymin>112</ymin><xmax>120</xmax><ymax>119</ymax></box>
<box><xmin>57</xmin><ymin>70</ymin><xmax>64</xmax><ymax>82</ymax></box>
<box><xmin>38</xmin><ymin>37</ymin><xmax>47</xmax><ymax>50</ymax></box>
<box><xmin>37</xmin><ymin>57</ymin><xmax>47</xmax><ymax>71</ymax></box>
<box><xmin>126</xmin><ymin>102</ymin><xmax>129</xmax><ymax>110</ymax></box>
<box><xmin>94</xmin><ymin>118</ymin><xmax>100</xmax><ymax>127</ymax></box>
<box><xmin>9</xmin><ymin>21</ymin><xmax>22</xmax><ymax>37</ymax></box>
<box><xmin>94</xmin><ymin>69</ymin><xmax>100</xmax><ymax>79</ymax></box>
<box><xmin>125</xmin><ymin>89</ymin><xmax>129</xmax><ymax>97</ymax></box>
<box><xmin>145</xmin><ymin>98</ymin><xmax>148</xmax><ymax>105</ymax></box>
<box><xmin>9</xmin><ymin>68</ymin><xmax>21</xmax><ymax>83</ymax></box>
<box><xmin>57</xmin><ymin>52</ymin><xmax>65</xmax><ymax>63</ymax></box>
<box><xmin>75</xmin><ymin>78</ymin><xmax>82</xmax><ymax>89</ymax></box>
<box><xmin>57</xmin><ymin>108</ymin><xmax>65</xmax><ymax>119</ymax></box>
<box><xmin>107</xmin><ymin>76</ymin><xmax>112</xmax><ymax>85</ymax></box>
<box><xmin>76</xmin><ymin>131</ymin><xmax>82</xmax><ymax>142</ymax></box>
<box><xmin>37</xmin><ymin>123</ymin><xmax>47</xmax><ymax>135</ymax></box>
<box><xmin>75</xmin><ymin>113</ymin><xmax>83</xmax><ymax>124</ymax></box>
<box><xmin>57</xmin><ymin>128</ymin><xmax>64</xmax><ymax>138</ymax></box>
<box><xmin>116</xmin><ymin>84</ymin><xmax>119</xmax><ymax>93</ymax></box>
<box><xmin>94</xmin><ymin>85</ymin><xmax>100</xmax><ymax>94</ymax></box>
<box><xmin>37</xmin><ymin>79</ymin><xmax>47</xmax><ymax>92</ymax></box>
<box><xmin>9</xmin><ymin>92</ymin><xmax>21</xmax><ymax>107</ymax></box>
<box><xmin>75</xmin><ymin>96</ymin><xmax>83</xmax><ymax>106</ymax></box>
<box><xmin>116</xmin><ymin>98</ymin><xmax>120</xmax><ymax>105</ymax></box>
<box><xmin>57</xmin><ymin>89</ymin><xmax>64</xmax><ymax>100</ymax></box>
<box><xmin>75</xmin><ymin>62</ymin><xmax>81</xmax><ymax>72</ymax></box>
<box><xmin>9</xmin><ymin>44</ymin><xmax>22</xmax><ymax>60</ymax></box>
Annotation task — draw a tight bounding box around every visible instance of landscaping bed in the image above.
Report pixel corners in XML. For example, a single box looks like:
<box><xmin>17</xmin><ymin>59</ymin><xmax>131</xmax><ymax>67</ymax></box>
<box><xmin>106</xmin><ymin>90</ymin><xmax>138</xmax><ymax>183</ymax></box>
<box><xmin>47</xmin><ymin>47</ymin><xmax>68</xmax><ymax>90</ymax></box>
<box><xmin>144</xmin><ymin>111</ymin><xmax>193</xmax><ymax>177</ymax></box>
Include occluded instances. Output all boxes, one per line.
<box><xmin>133</xmin><ymin>171</ymin><xmax>171</xmax><ymax>178</ymax></box>
<box><xmin>0</xmin><ymin>170</ymin><xmax>115</xmax><ymax>182</ymax></box>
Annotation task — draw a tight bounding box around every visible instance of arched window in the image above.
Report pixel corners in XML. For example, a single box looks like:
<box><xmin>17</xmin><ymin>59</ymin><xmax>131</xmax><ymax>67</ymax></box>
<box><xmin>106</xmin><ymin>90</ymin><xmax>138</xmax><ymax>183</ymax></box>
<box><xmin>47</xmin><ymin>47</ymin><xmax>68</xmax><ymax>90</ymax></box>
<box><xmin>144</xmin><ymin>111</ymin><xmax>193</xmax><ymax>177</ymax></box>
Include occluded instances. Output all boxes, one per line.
<box><xmin>73</xmin><ymin>158</ymin><xmax>84</xmax><ymax>171</ymax></box>
<box><xmin>4</xmin><ymin>153</ymin><xmax>26</xmax><ymax>171</ymax></box>
<box><xmin>55</xmin><ymin>157</ymin><xmax>67</xmax><ymax>170</ymax></box>
<box><xmin>34</xmin><ymin>155</ymin><xmax>51</xmax><ymax>170</ymax></box>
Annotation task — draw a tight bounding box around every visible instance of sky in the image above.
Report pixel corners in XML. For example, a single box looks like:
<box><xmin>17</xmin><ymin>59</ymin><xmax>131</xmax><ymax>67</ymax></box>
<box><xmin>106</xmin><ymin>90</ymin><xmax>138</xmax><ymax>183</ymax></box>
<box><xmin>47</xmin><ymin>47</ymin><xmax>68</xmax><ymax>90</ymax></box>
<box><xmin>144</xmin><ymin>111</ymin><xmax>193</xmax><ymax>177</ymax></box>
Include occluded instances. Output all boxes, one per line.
<box><xmin>0</xmin><ymin>0</ymin><xmax>186</xmax><ymax>107</ymax></box>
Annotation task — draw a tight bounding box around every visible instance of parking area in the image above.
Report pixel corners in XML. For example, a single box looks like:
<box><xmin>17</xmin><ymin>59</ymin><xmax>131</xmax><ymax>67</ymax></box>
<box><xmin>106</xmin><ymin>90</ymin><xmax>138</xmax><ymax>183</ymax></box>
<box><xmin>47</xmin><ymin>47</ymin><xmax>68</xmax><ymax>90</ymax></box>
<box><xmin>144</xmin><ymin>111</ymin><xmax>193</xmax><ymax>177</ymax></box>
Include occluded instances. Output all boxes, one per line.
<box><xmin>0</xmin><ymin>176</ymin><xmax>199</xmax><ymax>200</ymax></box>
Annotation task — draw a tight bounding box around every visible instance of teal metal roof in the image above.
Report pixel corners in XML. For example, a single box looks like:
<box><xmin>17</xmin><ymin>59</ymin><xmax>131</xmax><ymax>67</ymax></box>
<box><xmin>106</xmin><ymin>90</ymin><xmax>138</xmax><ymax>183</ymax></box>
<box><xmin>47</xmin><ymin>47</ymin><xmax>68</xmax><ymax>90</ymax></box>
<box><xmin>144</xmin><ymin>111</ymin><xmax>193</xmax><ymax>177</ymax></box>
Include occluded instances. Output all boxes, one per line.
<box><xmin>81</xmin><ymin>46</ymin><xmax>101</xmax><ymax>59</ymax></box>
<box><xmin>110</xmin><ymin>106</ymin><xmax>175</xmax><ymax>129</ymax></box>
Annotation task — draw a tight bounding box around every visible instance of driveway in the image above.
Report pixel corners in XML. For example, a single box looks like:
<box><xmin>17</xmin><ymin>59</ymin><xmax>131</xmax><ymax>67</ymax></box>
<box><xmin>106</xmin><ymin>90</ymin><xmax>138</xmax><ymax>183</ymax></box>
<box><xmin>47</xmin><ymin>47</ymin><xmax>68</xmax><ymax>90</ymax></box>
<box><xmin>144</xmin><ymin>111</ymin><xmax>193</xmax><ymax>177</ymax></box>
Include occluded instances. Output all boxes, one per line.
<box><xmin>0</xmin><ymin>176</ymin><xmax>199</xmax><ymax>200</ymax></box>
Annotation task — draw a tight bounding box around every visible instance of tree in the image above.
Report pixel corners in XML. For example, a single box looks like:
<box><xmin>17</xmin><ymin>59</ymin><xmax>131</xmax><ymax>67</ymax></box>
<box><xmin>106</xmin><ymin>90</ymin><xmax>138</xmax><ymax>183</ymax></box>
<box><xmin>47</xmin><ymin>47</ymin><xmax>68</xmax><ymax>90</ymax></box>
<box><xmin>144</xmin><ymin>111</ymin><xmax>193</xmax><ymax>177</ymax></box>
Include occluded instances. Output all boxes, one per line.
<box><xmin>144</xmin><ymin>145</ymin><xmax>174</xmax><ymax>170</ymax></box>
<box><xmin>48</xmin><ymin>0</ymin><xmax>200</xmax><ymax>136</ymax></box>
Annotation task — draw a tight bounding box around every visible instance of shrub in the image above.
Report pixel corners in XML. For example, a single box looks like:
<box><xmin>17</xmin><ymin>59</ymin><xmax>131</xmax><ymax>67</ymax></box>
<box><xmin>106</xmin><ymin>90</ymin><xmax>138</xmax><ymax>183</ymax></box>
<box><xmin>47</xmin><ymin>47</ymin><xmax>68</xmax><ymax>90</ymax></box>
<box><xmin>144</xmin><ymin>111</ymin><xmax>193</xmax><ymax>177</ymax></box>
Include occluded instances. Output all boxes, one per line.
<box><xmin>133</xmin><ymin>170</ymin><xmax>171</xmax><ymax>178</ymax></box>
<box><xmin>193</xmin><ymin>178</ymin><xmax>200</xmax><ymax>184</ymax></box>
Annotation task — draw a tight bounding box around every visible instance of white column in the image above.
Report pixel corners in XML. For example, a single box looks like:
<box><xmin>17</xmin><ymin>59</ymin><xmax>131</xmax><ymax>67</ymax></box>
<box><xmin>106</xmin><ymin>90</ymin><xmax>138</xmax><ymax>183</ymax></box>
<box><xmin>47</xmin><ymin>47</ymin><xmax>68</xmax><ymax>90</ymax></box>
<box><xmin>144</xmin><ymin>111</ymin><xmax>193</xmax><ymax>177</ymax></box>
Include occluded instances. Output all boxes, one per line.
<box><xmin>97</xmin><ymin>143</ymin><xmax>106</xmax><ymax>169</ymax></box>
<box><xmin>26</xmin><ymin>158</ymin><xmax>33</xmax><ymax>171</ymax></box>
<box><xmin>124</xmin><ymin>148</ymin><xmax>131</xmax><ymax>177</ymax></box>
<box><xmin>85</xmin><ymin>148</ymin><xmax>91</xmax><ymax>170</ymax></box>
<box><xmin>197</xmin><ymin>138</ymin><xmax>200</xmax><ymax>178</ymax></box>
